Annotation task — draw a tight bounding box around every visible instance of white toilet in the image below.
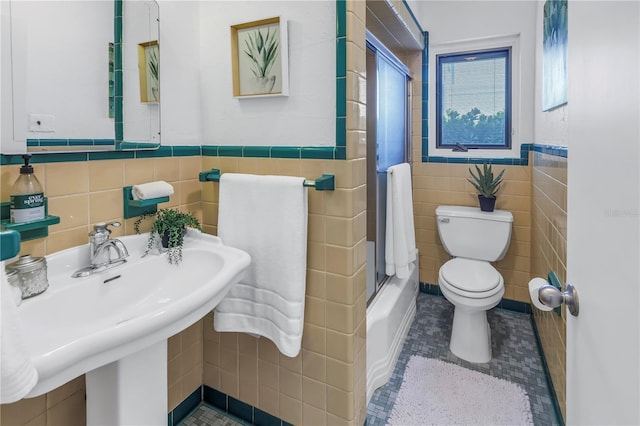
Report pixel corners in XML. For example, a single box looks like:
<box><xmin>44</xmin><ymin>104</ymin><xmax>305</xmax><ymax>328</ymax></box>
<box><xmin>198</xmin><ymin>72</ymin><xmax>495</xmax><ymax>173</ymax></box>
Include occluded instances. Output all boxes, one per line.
<box><xmin>435</xmin><ymin>205</ymin><xmax>513</xmax><ymax>363</ymax></box>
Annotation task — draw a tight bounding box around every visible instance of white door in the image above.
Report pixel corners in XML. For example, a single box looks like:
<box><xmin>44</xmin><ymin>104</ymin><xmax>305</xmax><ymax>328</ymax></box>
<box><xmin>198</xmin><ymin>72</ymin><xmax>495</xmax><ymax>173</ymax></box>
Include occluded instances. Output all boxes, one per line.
<box><xmin>566</xmin><ymin>1</ymin><xmax>639</xmax><ymax>424</ymax></box>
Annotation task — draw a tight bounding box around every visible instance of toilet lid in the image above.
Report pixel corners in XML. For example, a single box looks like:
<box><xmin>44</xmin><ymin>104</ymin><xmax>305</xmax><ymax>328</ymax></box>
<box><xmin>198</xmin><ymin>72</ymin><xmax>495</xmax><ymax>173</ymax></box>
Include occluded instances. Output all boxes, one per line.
<box><xmin>440</xmin><ymin>258</ymin><xmax>501</xmax><ymax>293</ymax></box>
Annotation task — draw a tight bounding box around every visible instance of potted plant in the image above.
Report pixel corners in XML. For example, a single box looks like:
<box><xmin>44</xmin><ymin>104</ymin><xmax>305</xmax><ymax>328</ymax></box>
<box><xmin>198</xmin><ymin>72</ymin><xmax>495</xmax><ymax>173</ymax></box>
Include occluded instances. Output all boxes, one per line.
<box><xmin>134</xmin><ymin>208</ymin><xmax>202</xmax><ymax>264</ymax></box>
<box><xmin>467</xmin><ymin>163</ymin><xmax>505</xmax><ymax>212</ymax></box>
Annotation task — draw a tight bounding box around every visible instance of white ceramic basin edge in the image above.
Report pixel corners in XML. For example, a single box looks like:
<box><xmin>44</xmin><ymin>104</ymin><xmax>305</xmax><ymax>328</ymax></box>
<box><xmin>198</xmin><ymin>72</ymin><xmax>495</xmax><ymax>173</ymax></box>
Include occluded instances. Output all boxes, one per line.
<box><xmin>18</xmin><ymin>230</ymin><xmax>250</xmax><ymax>397</ymax></box>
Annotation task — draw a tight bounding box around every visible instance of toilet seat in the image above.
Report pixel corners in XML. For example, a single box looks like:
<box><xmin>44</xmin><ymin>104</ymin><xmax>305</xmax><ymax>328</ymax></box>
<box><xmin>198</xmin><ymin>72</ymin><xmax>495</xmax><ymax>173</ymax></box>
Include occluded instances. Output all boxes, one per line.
<box><xmin>439</xmin><ymin>258</ymin><xmax>503</xmax><ymax>298</ymax></box>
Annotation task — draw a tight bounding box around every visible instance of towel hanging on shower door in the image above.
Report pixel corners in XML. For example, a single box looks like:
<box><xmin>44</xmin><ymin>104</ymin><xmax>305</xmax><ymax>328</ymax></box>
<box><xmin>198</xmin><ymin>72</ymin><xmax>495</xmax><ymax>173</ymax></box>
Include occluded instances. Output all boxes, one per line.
<box><xmin>385</xmin><ymin>163</ymin><xmax>417</xmax><ymax>279</ymax></box>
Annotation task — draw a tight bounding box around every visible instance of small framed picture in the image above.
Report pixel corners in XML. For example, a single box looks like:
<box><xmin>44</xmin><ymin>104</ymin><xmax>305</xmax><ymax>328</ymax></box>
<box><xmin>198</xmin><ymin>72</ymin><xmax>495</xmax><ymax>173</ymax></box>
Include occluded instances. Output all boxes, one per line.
<box><xmin>138</xmin><ymin>40</ymin><xmax>160</xmax><ymax>103</ymax></box>
<box><xmin>231</xmin><ymin>17</ymin><xmax>289</xmax><ymax>98</ymax></box>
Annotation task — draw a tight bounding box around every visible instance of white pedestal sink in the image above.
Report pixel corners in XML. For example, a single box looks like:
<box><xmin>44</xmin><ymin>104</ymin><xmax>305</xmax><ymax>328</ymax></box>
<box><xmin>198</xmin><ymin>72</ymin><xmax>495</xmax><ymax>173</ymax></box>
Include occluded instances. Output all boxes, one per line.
<box><xmin>16</xmin><ymin>230</ymin><xmax>250</xmax><ymax>425</ymax></box>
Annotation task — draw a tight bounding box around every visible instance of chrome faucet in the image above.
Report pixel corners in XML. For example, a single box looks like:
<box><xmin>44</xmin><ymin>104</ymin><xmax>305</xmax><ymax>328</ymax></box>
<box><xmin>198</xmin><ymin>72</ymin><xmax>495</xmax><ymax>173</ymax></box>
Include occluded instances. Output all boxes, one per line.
<box><xmin>72</xmin><ymin>222</ymin><xmax>129</xmax><ymax>278</ymax></box>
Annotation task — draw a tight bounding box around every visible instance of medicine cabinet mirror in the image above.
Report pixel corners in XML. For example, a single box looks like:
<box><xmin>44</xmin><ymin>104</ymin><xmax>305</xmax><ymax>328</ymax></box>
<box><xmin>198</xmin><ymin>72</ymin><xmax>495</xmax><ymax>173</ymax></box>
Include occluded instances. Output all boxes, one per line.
<box><xmin>3</xmin><ymin>0</ymin><xmax>160</xmax><ymax>154</ymax></box>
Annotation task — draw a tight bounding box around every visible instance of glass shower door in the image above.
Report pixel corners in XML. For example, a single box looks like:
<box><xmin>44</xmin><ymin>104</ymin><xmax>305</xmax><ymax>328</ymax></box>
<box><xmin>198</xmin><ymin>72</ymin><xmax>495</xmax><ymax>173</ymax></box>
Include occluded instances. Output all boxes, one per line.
<box><xmin>366</xmin><ymin>34</ymin><xmax>410</xmax><ymax>304</ymax></box>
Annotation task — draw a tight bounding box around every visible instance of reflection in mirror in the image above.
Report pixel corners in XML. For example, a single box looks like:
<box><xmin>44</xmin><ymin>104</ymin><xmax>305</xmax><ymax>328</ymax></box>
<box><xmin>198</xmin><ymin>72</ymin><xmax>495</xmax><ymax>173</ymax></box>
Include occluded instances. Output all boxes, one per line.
<box><xmin>122</xmin><ymin>0</ymin><xmax>161</xmax><ymax>149</ymax></box>
<box><xmin>5</xmin><ymin>0</ymin><xmax>160</xmax><ymax>154</ymax></box>
<box><xmin>11</xmin><ymin>0</ymin><xmax>115</xmax><ymax>152</ymax></box>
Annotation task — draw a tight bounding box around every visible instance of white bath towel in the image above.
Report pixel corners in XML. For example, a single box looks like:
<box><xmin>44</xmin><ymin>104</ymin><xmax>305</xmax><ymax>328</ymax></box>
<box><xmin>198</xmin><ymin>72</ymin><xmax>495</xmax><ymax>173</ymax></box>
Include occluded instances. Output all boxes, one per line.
<box><xmin>131</xmin><ymin>181</ymin><xmax>174</xmax><ymax>200</ymax></box>
<box><xmin>385</xmin><ymin>163</ymin><xmax>417</xmax><ymax>279</ymax></box>
<box><xmin>214</xmin><ymin>173</ymin><xmax>308</xmax><ymax>357</ymax></box>
<box><xmin>1</xmin><ymin>262</ymin><xmax>38</xmax><ymax>403</ymax></box>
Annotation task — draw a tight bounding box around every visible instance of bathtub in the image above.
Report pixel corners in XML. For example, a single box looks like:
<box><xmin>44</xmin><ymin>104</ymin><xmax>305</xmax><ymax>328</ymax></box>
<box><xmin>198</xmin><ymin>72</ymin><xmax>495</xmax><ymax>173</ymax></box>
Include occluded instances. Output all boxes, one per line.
<box><xmin>366</xmin><ymin>256</ymin><xmax>419</xmax><ymax>405</ymax></box>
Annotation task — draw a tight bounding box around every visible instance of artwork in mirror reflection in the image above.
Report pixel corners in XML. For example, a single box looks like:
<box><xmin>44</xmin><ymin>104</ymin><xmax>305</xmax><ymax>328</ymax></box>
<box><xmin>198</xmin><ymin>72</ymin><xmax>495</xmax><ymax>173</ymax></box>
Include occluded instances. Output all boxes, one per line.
<box><xmin>7</xmin><ymin>0</ymin><xmax>160</xmax><ymax>153</ymax></box>
<box><xmin>138</xmin><ymin>41</ymin><xmax>160</xmax><ymax>103</ymax></box>
<box><xmin>123</xmin><ymin>0</ymin><xmax>161</xmax><ymax>147</ymax></box>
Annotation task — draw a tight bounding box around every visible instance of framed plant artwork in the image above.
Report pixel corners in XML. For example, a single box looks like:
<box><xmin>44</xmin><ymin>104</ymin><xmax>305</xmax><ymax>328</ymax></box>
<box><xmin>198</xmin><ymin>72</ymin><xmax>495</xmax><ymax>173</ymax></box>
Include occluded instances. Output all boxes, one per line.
<box><xmin>138</xmin><ymin>40</ymin><xmax>160</xmax><ymax>103</ymax></box>
<box><xmin>542</xmin><ymin>0</ymin><xmax>568</xmax><ymax>111</ymax></box>
<box><xmin>231</xmin><ymin>17</ymin><xmax>289</xmax><ymax>98</ymax></box>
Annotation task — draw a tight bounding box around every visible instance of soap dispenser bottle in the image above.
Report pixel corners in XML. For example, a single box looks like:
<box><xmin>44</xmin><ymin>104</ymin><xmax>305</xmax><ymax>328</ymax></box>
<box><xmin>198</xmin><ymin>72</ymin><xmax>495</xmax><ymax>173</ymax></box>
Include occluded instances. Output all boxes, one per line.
<box><xmin>10</xmin><ymin>155</ymin><xmax>45</xmax><ymax>224</ymax></box>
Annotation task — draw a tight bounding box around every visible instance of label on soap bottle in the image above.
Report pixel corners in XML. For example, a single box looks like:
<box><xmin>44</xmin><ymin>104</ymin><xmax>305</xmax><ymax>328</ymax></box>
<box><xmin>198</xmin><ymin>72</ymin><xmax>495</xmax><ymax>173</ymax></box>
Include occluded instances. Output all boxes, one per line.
<box><xmin>10</xmin><ymin>193</ymin><xmax>45</xmax><ymax>223</ymax></box>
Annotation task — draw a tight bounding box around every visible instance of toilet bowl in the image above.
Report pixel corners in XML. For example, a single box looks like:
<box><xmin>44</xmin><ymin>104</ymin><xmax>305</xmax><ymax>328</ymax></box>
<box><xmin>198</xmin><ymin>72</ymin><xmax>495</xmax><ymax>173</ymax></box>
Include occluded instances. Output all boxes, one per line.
<box><xmin>439</xmin><ymin>258</ymin><xmax>504</xmax><ymax>363</ymax></box>
<box><xmin>435</xmin><ymin>206</ymin><xmax>513</xmax><ymax>363</ymax></box>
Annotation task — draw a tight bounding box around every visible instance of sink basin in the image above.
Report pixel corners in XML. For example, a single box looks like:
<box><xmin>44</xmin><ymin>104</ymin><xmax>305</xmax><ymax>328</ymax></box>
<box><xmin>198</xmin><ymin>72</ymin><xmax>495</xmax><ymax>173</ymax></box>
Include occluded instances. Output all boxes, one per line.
<box><xmin>18</xmin><ymin>229</ymin><xmax>250</xmax><ymax>401</ymax></box>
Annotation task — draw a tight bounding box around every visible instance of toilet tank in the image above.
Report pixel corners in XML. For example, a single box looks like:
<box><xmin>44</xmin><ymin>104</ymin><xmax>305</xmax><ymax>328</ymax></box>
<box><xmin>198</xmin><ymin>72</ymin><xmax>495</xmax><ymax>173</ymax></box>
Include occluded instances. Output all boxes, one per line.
<box><xmin>436</xmin><ymin>205</ymin><xmax>513</xmax><ymax>262</ymax></box>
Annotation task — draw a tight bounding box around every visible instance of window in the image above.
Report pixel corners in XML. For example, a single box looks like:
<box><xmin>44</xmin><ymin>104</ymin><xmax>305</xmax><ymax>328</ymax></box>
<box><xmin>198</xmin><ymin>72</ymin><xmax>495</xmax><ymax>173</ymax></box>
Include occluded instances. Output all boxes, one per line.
<box><xmin>436</xmin><ymin>48</ymin><xmax>512</xmax><ymax>150</ymax></box>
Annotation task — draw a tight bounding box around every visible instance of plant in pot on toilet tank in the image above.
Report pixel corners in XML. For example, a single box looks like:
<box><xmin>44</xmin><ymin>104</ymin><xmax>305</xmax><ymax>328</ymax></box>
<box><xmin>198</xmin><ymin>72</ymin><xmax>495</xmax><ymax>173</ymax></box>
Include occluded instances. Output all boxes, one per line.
<box><xmin>134</xmin><ymin>208</ymin><xmax>202</xmax><ymax>264</ymax></box>
<box><xmin>467</xmin><ymin>163</ymin><xmax>505</xmax><ymax>212</ymax></box>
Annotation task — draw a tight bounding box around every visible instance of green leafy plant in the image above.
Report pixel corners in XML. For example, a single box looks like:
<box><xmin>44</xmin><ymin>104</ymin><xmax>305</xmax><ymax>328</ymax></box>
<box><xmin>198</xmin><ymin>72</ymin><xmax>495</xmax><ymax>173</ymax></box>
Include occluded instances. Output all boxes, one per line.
<box><xmin>243</xmin><ymin>27</ymin><xmax>279</xmax><ymax>78</ymax></box>
<box><xmin>467</xmin><ymin>163</ymin><xmax>505</xmax><ymax>198</ymax></box>
<box><xmin>148</xmin><ymin>49</ymin><xmax>159</xmax><ymax>83</ymax></box>
<box><xmin>147</xmin><ymin>47</ymin><xmax>159</xmax><ymax>101</ymax></box>
<box><xmin>134</xmin><ymin>208</ymin><xmax>202</xmax><ymax>264</ymax></box>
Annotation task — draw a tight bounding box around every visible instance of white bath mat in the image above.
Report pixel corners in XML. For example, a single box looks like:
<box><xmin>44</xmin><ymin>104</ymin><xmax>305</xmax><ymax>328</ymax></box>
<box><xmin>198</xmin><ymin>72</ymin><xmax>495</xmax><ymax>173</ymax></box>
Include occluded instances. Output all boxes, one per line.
<box><xmin>387</xmin><ymin>356</ymin><xmax>534</xmax><ymax>426</ymax></box>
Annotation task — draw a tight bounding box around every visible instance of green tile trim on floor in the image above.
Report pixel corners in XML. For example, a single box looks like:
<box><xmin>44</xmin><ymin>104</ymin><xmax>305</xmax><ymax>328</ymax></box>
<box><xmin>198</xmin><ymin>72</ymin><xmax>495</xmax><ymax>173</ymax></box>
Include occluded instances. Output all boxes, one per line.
<box><xmin>169</xmin><ymin>387</ymin><xmax>202</xmax><ymax>426</ymax></box>
<box><xmin>202</xmin><ymin>385</ymin><xmax>289</xmax><ymax>426</ymax></box>
<box><xmin>530</xmin><ymin>313</ymin><xmax>566</xmax><ymax>426</ymax></box>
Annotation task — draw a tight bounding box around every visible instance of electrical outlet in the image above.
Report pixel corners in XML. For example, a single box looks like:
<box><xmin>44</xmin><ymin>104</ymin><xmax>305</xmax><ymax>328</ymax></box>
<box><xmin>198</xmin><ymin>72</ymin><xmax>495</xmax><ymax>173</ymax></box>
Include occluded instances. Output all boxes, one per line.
<box><xmin>28</xmin><ymin>114</ymin><xmax>55</xmax><ymax>132</ymax></box>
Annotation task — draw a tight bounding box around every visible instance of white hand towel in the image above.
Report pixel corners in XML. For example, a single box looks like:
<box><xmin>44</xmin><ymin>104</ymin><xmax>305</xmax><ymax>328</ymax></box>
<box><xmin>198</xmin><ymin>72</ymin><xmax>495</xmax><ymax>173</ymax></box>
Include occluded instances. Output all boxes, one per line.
<box><xmin>214</xmin><ymin>173</ymin><xmax>308</xmax><ymax>357</ymax></box>
<box><xmin>385</xmin><ymin>163</ymin><xmax>417</xmax><ymax>279</ymax></box>
<box><xmin>1</xmin><ymin>262</ymin><xmax>38</xmax><ymax>403</ymax></box>
<box><xmin>131</xmin><ymin>181</ymin><xmax>174</xmax><ymax>200</ymax></box>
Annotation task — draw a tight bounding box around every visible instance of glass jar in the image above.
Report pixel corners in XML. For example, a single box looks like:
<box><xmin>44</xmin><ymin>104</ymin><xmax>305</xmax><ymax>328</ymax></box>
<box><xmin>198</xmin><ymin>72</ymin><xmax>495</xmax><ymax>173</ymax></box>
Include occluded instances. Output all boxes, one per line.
<box><xmin>6</xmin><ymin>254</ymin><xmax>49</xmax><ymax>299</ymax></box>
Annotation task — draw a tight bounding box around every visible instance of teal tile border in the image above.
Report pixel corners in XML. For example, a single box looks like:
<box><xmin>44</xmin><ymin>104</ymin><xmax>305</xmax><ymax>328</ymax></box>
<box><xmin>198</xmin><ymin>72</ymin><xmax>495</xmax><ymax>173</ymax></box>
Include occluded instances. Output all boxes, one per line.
<box><xmin>135</xmin><ymin>146</ymin><xmax>173</xmax><ymax>158</ymax></box>
<box><xmin>26</xmin><ymin>138</ymin><xmax>116</xmax><ymax>148</ymax></box>
<box><xmin>168</xmin><ymin>387</ymin><xmax>201</xmax><ymax>426</ymax></box>
<box><xmin>271</xmin><ymin>146</ymin><xmax>301</xmax><ymax>158</ymax></box>
<box><xmin>243</xmin><ymin>146</ymin><xmax>270</xmax><ymax>158</ymax></box>
<box><xmin>532</xmin><ymin>144</ymin><xmax>568</xmax><ymax>158</ymax></box>
<box><xmin>302</xmin><ymin>146</ymin><xmax>335</xmax><ymax>159</ymax></box>
<box><xmin>169</xmin><ymin>386</ymin><xmax>296</xmax><ymax>425</ymax></box>
<box><xmin>202</xmin><ymin>385</ymin><xmax>290</xmax><ymax>426</ymax></box>
<box><xmin>198</xmin><ymin>145</ymin><xmax>338</xmax><ymax>160</ymax></box>
<box><xmin>114</xmin><ymin>0</ymin><xmax>123</xmax><ymax>145</ymax></box>
<box><xmin>172</xmin><ymin>146</ymin><xmax>202</xmax><ymax>156</ymax></box>
<box><xmin>530</xmin><ymin>312</ymin><xmax>566</xmax><ymax>426</ymax></box>
<box><xmin>218</xmin><ymin>146</ymin><xmax>243</xmax><ymax>157</ymax></box>
<box><xmin>202</xmin><ymin>146</ymin><xmax>219</xmax><ymax>157</ymax></box>
<box><xmin>335</xmin><ymin>0</ymin><xmax>347</xmax><ymax>160</ymax></box>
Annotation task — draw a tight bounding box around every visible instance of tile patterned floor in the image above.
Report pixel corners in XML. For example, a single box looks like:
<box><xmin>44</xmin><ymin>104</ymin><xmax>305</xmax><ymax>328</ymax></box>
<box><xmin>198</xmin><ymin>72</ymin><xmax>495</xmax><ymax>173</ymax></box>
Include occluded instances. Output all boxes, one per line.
<box><xmin>181</xmin><ymin>293</ymin><xmax>559</xmax><ymax>425</ymax></box>
<box><xmin>366</xmin><ymin>293</ymin><xmax>559</xmax><ymax>426</ymax></box>
<box><xmin>180</xmin><ymin>403</ymin><xmax>246</xmax><ymax>426</ymax></box>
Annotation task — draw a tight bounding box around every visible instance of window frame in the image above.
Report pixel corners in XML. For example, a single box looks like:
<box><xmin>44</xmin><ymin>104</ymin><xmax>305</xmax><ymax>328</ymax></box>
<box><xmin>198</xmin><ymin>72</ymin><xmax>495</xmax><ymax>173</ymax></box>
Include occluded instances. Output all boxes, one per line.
<box><xmin>427</xmin><ymin>34</ymin><xmax>522</xmax><ymax>160</ymax></box>
<box><xmin>436</xmin><ymin>47</ymin><xmax>512</xmax><ymax>150</ymax></box>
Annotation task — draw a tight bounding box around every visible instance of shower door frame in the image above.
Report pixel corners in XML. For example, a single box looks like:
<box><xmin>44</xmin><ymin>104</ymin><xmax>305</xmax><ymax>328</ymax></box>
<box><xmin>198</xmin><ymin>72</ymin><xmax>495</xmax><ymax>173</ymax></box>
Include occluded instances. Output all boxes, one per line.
<box><xmin>366</xmin><ymin>32</ymin><xmax>412</xmax><ymax>305</ymax></box>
